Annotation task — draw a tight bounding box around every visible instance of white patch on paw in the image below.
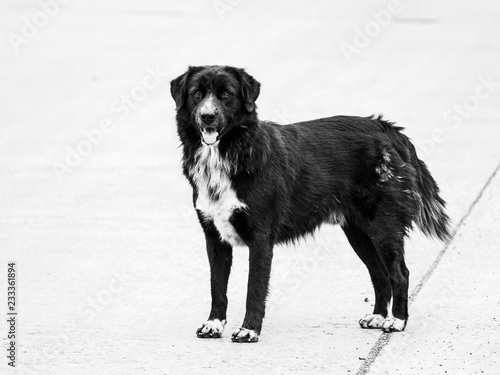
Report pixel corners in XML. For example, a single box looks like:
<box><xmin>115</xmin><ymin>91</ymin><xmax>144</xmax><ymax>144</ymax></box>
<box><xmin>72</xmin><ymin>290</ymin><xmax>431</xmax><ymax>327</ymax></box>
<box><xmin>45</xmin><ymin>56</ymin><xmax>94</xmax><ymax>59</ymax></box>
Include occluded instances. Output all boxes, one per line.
<box><xmin>359</xmin><ymin>314</ymin><xmax>385</xmax><ymax>328</ymax></box>
<box><xmin>382</xmin><ymin>317</ymin><xmax>407</xmax><ymax>332</ymax></box>
<box><xmin>231</xmin><ymin>327</ymin><xmax>259</xmax><ymax>342</ymax></box>
<box><xmin>197</xmin><ymin>319</ymin><xmax>226</xmax><ymax>337</ymax></box>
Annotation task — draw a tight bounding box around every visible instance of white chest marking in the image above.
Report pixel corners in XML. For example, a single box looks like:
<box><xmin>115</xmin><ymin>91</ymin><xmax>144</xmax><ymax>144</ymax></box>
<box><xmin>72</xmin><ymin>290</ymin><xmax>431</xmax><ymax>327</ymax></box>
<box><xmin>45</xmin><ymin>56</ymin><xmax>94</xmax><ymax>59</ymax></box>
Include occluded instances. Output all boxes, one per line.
<box><xmin>189</xmin><ymin>144</ymin><xmax>246</xmax><ymax>247</ymax></box>
<box><xmin>327</xmin><ymin>211</ymin><xmax>346</xmax><ymax>226</ymax></box>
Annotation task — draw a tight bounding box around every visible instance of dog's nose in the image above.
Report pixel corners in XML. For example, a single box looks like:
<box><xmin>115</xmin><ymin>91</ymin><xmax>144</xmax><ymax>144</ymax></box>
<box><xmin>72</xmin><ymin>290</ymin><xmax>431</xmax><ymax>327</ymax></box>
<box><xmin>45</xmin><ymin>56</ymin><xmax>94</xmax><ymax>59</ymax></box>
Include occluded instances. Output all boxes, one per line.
<box><xmin>200</xmin><ymin>113</ymin><xmax>216</xmax><ymax>125</ymax></box>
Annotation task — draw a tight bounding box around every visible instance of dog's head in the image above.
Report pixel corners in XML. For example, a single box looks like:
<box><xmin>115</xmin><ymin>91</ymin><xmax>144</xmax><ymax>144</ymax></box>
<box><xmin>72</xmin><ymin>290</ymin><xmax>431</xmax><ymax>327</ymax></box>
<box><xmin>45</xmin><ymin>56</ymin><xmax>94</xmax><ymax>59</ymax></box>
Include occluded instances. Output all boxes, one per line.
<box><xmin>170</xmin><ymin>65</ymin><xmax>260</xmax><ymax>145</ymax></box>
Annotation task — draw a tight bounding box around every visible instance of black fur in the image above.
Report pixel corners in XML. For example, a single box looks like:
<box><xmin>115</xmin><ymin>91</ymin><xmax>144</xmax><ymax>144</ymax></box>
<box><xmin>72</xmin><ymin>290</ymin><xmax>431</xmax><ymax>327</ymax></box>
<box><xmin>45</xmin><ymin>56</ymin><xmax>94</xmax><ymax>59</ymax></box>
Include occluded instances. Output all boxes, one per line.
<box><xmin>170</xmin><ymin>65</ymin><xmax>451</xmax><ymax>342</ymax></box>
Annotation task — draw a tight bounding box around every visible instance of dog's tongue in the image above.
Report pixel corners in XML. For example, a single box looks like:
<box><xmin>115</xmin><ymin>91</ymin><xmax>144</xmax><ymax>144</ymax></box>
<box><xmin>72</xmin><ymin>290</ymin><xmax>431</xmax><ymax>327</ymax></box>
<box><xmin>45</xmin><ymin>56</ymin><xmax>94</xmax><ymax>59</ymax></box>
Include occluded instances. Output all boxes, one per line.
<box><xmin>202</xmin><ymin>129</ymin><xmax>218</xmax><ymax>145</ymax></box>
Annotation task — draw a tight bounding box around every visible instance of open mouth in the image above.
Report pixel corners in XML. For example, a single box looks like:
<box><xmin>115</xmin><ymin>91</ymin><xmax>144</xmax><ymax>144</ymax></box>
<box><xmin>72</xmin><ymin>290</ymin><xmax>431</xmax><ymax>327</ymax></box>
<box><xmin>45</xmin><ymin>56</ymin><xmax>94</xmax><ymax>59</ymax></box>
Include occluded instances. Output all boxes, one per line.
<box><xmin>201</xmin><ymin>127</ymin><xmax>219</xmax><ymax>145</ymax></box>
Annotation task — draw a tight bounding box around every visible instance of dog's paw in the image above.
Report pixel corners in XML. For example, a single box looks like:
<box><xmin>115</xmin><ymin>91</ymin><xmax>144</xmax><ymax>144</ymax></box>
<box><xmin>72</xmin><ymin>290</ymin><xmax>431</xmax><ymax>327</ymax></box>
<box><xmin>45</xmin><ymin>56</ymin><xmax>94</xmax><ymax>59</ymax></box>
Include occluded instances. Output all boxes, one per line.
<box><xmin>231</xmin><ymin>327</ymin><xmax>259</xmax><ymax>343</ymax></box>
<box><xmin>359</xmin><ymin>314</ymin><xmax>386</xmax><ymax>329</ymax></box>
<box><xmin>196</xmin><ymin>319</ymin><xmax>226</xmax><ymax>338</ymax></box>
<box><xmin>382</xmin><ymin>317</ymin><xmax>407</xmax><ymax>333</ymax></box>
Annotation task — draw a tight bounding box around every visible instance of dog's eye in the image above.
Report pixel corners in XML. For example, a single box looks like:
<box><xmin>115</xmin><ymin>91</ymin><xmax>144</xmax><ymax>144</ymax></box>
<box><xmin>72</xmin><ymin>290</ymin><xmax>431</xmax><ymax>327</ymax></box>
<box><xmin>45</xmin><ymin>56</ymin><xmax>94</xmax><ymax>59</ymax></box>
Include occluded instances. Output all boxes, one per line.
<box><xmin>220</xmin><ymin>91</ymin><xmax>231</xmax><ymax>99</ymax></box>
<box><xmin>193</xmin><ymin>91</ymin><xmax>202</xmax><ymax>101</ymax></box>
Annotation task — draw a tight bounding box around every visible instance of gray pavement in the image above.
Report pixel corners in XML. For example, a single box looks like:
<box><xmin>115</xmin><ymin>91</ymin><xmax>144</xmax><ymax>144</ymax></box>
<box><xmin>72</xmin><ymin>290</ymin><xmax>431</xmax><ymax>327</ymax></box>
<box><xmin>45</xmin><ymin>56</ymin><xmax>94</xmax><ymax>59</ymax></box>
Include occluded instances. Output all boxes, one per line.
<box><xmin>0</xmin><ymin>0</ymin><xmax>499</xmax><ymax>374</ymax></box>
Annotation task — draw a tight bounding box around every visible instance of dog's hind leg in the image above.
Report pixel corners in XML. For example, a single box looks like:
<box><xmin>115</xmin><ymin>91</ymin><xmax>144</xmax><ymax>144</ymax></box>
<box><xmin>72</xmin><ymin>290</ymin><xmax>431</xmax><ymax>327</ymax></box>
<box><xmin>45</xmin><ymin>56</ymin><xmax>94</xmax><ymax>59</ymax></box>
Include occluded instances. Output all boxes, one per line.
<box><xmin>342</xmin><ymin>222</ymin><xmax>392</xmax><ymax>329</ymax></box>
<box><xmin>196</xmin><ymin>226</ymin><xmax>233</xmax><ymax>339</ymax></box>
<box><xmin>371</xmin><ymin>231</ymin><xmax>409</xmax><ymax>333</ymax></box>
<box><xmin>232</xmin><ymin>238</ymin><xmax>273</xmax><ymax>343</ymax></box>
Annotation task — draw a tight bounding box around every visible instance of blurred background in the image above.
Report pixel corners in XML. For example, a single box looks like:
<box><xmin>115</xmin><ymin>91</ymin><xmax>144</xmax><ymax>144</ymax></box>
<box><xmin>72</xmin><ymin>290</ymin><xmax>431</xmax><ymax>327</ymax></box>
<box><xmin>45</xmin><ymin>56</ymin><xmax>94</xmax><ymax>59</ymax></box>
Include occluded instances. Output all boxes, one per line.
<box><xmin>1</xmin><ymin>0</ymin><xmax>499</xmax><ymax>374</ymax></box>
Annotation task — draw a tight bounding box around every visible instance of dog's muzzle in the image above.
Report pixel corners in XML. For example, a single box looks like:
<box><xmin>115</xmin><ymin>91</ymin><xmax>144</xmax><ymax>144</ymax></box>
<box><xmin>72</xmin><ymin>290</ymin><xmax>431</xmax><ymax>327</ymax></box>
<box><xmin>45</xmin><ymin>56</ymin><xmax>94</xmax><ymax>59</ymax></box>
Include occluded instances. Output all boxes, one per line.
<box><xmin>196</xmin><ymin>96</ymin><xmax>224</xmax><ymax>145</ymax></box>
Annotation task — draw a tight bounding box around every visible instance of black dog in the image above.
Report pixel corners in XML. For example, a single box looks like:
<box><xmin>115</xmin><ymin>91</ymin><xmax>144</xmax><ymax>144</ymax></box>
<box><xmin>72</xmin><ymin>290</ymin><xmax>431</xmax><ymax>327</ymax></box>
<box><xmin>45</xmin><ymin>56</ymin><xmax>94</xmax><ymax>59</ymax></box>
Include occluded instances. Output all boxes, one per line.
<box><xmin>170</xmin><ymin>65</ymin><xmax>451</xmax><ymax>343</ymax></box>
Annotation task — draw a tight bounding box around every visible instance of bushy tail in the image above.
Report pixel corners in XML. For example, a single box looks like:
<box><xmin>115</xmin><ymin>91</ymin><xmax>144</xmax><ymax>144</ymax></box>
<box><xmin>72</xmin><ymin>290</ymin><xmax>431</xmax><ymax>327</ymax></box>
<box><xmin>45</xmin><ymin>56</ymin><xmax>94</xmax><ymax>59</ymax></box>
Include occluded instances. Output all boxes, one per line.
<box><xmin>373</xmin><ymin>115</ymin><xmax>452</xmax><ymax>242</ymax></box>
<box><xmin>413</xmin><ymin>156</ymin><xmax>453</xmax><ymax>243</ymax></box>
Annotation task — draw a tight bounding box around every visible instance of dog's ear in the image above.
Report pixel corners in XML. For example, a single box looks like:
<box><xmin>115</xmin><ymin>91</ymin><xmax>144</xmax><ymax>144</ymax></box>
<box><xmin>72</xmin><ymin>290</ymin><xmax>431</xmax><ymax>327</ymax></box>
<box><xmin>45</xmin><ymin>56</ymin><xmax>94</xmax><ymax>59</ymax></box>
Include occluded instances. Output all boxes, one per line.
<box><xmin>171</xmin><ymin>66</ymin><xmax>203</xmax><ymax>111</ymax></box>
<box><xmin>170</xmin><ymin>71</ymin><xmax>189</xmax><ymax>111</ymax></box>
<box><xmin>239</xmin><ymin>70</ymin><xmax>261</xmax><ymax>113</ymax></box>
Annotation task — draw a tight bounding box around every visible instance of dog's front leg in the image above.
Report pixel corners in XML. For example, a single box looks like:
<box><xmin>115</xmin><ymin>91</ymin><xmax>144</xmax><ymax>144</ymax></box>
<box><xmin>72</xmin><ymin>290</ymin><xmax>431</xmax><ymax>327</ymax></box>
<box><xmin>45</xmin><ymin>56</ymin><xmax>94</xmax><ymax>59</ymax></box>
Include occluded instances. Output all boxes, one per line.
<box><xmin>196</xmin><ymin>231</ymin><xmax>233</xmax><ymax>339</ymax></box>
<box><xmin>232</xmin><ymin>239</ymin><xmax>273</xmax><ymax>343</ymax></box>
